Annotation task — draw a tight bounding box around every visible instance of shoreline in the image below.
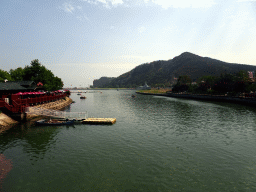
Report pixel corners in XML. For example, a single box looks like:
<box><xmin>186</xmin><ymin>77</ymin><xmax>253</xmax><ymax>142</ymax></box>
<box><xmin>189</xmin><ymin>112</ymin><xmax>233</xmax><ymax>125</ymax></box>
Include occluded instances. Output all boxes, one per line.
<box><xmin>136</xmin><ymin>91</ymin><xmax>256</xmax><ymax>107</ymax></box>
<box><xmin>26</xmin><ymin>96</ymin><xmax>73</xmax><ymax>121</ymax></box>
<box><xmin>0</xmin><ymin>113</ymin><xmax>18</xmax><ymax>133</ymax></box>
<box><xmin>0</xmin><ymin>96</ymin><xmax>73</xmax><ymax>133</ymax></box>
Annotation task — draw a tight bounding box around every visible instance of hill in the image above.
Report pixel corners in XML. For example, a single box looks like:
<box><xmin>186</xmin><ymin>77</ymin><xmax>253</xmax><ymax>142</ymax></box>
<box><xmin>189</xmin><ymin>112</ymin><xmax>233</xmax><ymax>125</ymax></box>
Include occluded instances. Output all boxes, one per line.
<box><xmin>93</xmin><ymin>77</ymin><xmax>115</xmax><ymax>87</ymax></box>
<box><xmin>100</xmin><ymin>52</ymin><xmax>256</xmax><ymax>88</ymax></box>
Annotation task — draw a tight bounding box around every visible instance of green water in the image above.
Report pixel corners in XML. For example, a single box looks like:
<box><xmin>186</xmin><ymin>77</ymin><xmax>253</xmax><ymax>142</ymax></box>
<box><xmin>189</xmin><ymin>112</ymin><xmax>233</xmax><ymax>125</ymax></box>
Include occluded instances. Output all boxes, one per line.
<box><xmin>1</xmin><ymin>90</ymin><xmax>256</xmax><ymax>191</ymax></box>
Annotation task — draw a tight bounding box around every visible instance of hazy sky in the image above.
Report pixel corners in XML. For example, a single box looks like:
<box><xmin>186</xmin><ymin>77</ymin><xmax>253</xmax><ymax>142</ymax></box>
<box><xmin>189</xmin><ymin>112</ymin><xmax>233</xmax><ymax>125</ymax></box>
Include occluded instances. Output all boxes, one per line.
<box><xmin>1</xmin><ymin>0</ymin><xmax>256</xmax><ymax>87</ymax></box>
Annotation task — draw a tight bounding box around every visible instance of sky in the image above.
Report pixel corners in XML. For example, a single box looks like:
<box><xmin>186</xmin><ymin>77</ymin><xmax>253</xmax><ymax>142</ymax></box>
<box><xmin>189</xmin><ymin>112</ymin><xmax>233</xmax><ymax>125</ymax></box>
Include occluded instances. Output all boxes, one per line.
<box><xmin>1</xmin><ymin>0</ymin><xmax>256</xmax><ymax>87</ymax></box>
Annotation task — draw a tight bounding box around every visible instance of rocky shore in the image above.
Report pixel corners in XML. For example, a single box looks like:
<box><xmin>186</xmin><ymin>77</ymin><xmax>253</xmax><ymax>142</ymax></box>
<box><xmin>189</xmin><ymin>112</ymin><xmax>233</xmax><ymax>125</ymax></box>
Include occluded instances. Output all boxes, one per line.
<box><xmin>0</xmin><ymin>113</ymin><xmax>18</xmax><ymax>133</ymax></box>
<box><xmin>0</xmin><ymin>97</ymin><xmax>73</xmax><ymax>133</ymax></box>
<box><xmin>26</xmin><ymin>97</ymin><xmax>73</xmax><ymax>120</ymax></box>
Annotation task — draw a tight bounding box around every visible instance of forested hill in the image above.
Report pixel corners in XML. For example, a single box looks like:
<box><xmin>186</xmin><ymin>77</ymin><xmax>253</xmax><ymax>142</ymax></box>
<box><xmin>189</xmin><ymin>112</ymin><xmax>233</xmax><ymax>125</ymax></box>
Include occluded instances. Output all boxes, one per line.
<box><xmin>100</xmin><ymin>52</ymin><xmax>256</xmax><ymax>88</ymax></box>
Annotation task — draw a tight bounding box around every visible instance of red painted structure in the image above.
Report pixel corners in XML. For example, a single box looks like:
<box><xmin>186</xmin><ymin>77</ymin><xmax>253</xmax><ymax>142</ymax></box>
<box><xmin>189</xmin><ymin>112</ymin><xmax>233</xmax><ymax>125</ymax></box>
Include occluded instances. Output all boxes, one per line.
<box><xmin>0</xmin><ymin>91</ymin><xmax>67</xmax><ymax>113</ymax></box>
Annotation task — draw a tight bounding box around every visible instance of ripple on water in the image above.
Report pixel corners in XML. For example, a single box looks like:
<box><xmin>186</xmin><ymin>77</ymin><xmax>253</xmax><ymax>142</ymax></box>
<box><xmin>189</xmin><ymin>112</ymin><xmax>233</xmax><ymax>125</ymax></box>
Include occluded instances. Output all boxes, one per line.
<box><xmin>1</xmin><ymin>90</ymin><xmax>256</xmax><ymax>191</ymax></box>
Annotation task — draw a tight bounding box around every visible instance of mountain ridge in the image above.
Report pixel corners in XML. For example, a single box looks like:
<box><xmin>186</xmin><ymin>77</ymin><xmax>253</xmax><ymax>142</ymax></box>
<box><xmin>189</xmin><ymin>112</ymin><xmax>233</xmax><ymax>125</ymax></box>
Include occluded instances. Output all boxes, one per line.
<box><xmin>95</xmin><ymin>52</ymin><xmax>256</xmax><ymax>88</ymax></box>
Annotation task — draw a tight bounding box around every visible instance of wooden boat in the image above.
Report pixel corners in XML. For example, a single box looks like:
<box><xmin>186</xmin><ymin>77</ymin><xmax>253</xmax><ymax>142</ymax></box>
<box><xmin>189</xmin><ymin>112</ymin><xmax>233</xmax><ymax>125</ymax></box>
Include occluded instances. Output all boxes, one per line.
<box><xmin>80</xmin><ymin>95</ymin><xmax>86</xmax><ymax>99</ymax></box>
<box><xmin>35</xmin><ymin>119</ymin><xmax>75</xmax><ymax>126</ymax></box>
<box><xmin>51</xmin><ymin>117</ymin><xmax>86</xmax><ymax>124</ymax></box>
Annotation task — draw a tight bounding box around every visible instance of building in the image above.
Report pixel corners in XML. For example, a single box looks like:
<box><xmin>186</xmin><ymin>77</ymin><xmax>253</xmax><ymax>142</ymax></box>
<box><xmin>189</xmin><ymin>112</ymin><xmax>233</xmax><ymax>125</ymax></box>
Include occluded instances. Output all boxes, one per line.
<box><xmin>0</xmin><ymin>81</ymin><xmax>67</xmax><ymax>114</ymax></box>
<box><xmin>248</xmin><ymin>71</ymin><xmax>254</xmax><ymax>79</ymax></box>
<box><xmin>0</xmin><ymin>82</ymin><xmax>28</xmax><ymax>98</ymax></box>
<box><xmin>137</xmin><ymin>82</ymin><xmax>151</xmax><ymax>90</ymax></box>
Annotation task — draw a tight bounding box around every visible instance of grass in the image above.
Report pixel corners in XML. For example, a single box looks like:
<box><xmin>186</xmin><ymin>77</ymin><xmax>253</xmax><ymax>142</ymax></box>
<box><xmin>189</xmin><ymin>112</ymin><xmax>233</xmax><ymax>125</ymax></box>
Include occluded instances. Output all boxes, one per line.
<box><xmin>90</xmin><ymin>88</ymin><xmax>170</xmax><ymax>93</ymax></box>
<box><xmin>136</xmin><ymin>88</ymin><xmax>171</xmax><ymax>94</ymax></box>
<box><xmin>89</xmin><ymin>88</ymin><xmax>135</xmax><ymax>90</ymax></box>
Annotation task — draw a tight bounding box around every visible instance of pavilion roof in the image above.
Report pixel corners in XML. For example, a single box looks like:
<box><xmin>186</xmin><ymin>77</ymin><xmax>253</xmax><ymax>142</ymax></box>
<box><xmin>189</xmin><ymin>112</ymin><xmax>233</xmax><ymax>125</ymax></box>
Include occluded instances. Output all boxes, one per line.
<box><xmin>12</xmin><ymin>81</ymin><xmax>36</xmax><ymax>86</ymax></box>
<box><xmin>0</xmin><ymin>82</ymin><xmax>27</xmax><ymax>91</ymax></box>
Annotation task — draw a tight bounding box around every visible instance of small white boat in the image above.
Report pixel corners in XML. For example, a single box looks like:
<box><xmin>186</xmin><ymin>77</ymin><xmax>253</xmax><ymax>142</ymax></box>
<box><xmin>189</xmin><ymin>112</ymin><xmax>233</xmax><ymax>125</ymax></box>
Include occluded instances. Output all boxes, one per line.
<box><xmin>137</xmin><ymin>82</ymin><xmax>151</xmax><ymax>90</ymax></box>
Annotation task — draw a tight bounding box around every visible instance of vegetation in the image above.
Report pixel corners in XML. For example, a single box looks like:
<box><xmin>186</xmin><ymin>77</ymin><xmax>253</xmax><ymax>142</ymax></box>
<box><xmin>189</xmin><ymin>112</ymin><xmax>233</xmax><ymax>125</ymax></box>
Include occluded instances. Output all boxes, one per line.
<box><xmin>1</xmin><ymin>59</ymin><xmax>63</xmax><ymax>91</ymax></box>
<box><xmin>65</xmin><ymin>90</ymin><xmax>71</xmax><ymax>96</ymax></box>
<box><xmin>9</xmin><ymin>67</ymin><xmax>24</xmax><ymax>81</ymax></box>
<box><xmin>93</xmin><ymin>77</ymin><xmax>115</xmax><ymax>88</ymax></box>
<box><xmin>172</xmin><ymin>70</ymin><xmax>256</xmax><ymax>95</ymax></box>
<box><xmin>172</xmin><ymin>75</ymin><xmax>191</xmax><ymax>92</ymax></box>
<box><xmin>0</xmin><ymin>69</ymin><xmax>13</xmax><ymax>82</ymax></box>
<box><xmin>137</xmin><ymin>88</ymin><xmax>170</xmax><ymax>94</ymax></box>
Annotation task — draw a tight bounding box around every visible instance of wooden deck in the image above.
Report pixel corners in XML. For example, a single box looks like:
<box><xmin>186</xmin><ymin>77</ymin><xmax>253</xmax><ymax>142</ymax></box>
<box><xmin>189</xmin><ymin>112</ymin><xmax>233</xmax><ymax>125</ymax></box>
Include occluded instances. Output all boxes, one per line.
<box><xmin>82</xmin><ymin>118</ymin><xmax>116</xmax><ymax>125</ymax></box>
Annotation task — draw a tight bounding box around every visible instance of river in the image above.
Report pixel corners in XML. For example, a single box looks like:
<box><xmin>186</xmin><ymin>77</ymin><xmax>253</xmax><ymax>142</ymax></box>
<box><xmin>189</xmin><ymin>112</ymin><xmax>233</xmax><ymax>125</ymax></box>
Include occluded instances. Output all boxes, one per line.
<box><xmin>1</xmin><ymin>90</ymin><xmax>256</xmax><ymax>191</ymax></box>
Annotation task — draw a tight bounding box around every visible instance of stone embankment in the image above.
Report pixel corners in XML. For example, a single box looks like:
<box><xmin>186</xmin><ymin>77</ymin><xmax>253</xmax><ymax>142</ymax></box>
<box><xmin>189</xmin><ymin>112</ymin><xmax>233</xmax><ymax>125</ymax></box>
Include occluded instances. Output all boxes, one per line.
<box><xmin>26</xmin><ymin>97</ymin><xmax>73</xmax><ymax>120</ymax></box>
<box><xmin>0</xmin><ymin>113</ymin><xmax>18</xmax><ymax>133</ymax></box>
<box><xmin>0</xmin><ymin>97</ymin><xmax>73</xmax><ymax>132</ymax></box>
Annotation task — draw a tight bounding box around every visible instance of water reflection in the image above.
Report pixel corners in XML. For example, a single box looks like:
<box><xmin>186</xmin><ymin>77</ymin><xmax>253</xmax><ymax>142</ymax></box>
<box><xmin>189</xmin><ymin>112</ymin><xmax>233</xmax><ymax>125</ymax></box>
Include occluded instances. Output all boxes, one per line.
<box><xmin>63</xmin><ymin>104</ymin><xmax>71</xmax><ymax>112</ymax></box>
<box><xmin>0</xmin><ymin>154</ymin><xmax>12</xmax><ymax>189</ymax></box>
<box><xmin>0</xmin><ymin>123</ymin><xmax>60</xmax><ymax>157</ymax></box>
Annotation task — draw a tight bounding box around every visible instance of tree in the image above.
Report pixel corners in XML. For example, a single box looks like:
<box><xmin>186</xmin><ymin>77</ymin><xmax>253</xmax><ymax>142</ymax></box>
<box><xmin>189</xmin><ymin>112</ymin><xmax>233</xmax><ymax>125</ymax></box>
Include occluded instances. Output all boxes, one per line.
<box><xmin>9</xmin><ymin>67</ymin><xmax>24</xmax><ymax>81</ymax></box>
<box><xmin>197</xmin><ymin>75</ymin><xmax>216</xmax><ymax>92</ymax></box>
<box><xmin>23</xmin><ymin>59</ymin><xmax>45</xmax><ymax>82</ymax></box>
<box><xmin>236</xmin><ymin>70</ymin><xmax>250</xmax><ymax>82</ymax></box>
<box><xmin>233</xmin><ymin>70</ymin><xmax>250</xmax><ymax>93</ymax></box>
<box><xmin>177</xmin><ymin>75</ymin><xmax>191</xmax><ymax>85</ymax></box>
<box><xmin>23</xmin><ymin>59</ymin><xmax>64</xmax><ymax>91</ymax></box>
<box><xmin>213</xmin><ymin>73</ymin><xmax>235</xmax><ymax>93</ymax></box>
<box><xmin>0</xmin><ymin>69</ymin><xmax>12</xmax><ymax>82</ymax></box>
<box><xmin>172</xmin><ymin>75</ymin><xmax>191</xmax><ymax>92</ymax></box>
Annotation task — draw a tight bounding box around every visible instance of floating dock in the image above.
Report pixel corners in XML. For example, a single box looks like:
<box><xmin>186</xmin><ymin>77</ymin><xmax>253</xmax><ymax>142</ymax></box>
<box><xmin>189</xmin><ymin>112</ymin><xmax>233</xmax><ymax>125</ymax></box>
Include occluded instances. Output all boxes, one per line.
<box><xmin>82</xmin><ymin>118</ymin><xmax>116</xmax><ymax>125</ymax></box>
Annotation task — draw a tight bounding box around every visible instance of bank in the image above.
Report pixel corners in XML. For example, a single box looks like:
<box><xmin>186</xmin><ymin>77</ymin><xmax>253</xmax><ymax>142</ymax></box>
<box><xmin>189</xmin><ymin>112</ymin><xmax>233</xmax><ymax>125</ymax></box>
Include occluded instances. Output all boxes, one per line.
<box><xmin>0</xmin><ymin>96</ymin><xmax>73</xmax><ymax>133</ymax></box>
<box><xmin>136</xmin><ymin>91</ymin><xmax>256</xmax><ymax>107</ymax></box>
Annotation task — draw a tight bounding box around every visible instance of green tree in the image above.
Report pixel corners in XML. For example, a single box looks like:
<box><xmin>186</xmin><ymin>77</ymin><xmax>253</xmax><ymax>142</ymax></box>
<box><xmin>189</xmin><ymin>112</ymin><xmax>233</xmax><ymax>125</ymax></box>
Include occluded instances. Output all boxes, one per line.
<box><xmin>23</xmin><ymin>59</ymin><xmax>46</xmax><ymax>82</ymax></box>
<box><xmin>0</xmin><ymin>69</ymin><xmax>12</xmax><ymax>82</ymax></box>
<box><xmin>9</xmin><ymin>67</ymin><xmax>24</xmax><ymax>81</ymax></box>
<box><xmin>188</xmin><ymin>84</ymin><xmax>198</xmax><ymax>93</ymax></box>
<box><xmin>236</xmin><ymin>70</ymin><xmax>250</xmax><ymax>82</ymax></box>
<box><xmin>198</xmin><ymin>76</ymin><xmax>215</xmax><ymax>86</ymax></box>
<box><xmin>197</xmin><ymin>75</ymin><xmax>216</xmax><ymax>93</ymax></box>
<box><xmin>177</xmin><ymin>75</ymin><xmax>192</xmax><ymax>84</ymax></box>
<box><xmin>23</xmin><ymin>59</ymin><xmax>64</xmax><ymax>91</ymax></box>
<box><xmin>172</xmin><ymin>75</ymin><xmax>191</xmax><ymax>92</ymax></box>
<box><xmin>233</xmin><ymin>70</ymin><xmax>250</xmax><ymax>93</ymax></box>
<box><xmin>212</xmin><ymin>73</ymin><xmax>235</xmax><ymax>94</ymax></box>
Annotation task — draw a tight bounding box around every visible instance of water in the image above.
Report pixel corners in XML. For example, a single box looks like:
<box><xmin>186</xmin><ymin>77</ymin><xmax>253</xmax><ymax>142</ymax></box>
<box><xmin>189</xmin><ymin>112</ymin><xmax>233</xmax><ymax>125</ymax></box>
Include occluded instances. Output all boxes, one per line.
<box><xmin>1</xmin><ymin>90</ymin><xmax>256</xmax><ymax>191</ymax></box>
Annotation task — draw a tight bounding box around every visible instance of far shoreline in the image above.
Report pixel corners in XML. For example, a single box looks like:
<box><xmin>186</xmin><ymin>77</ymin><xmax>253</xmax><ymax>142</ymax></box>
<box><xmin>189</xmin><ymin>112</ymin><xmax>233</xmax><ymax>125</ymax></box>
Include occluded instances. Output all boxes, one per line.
<box><xmin>136</xmin><ymin>91</ymin><xmax>256</xmax><ymax>108</ymax></box>
<box><xmin>69</xmin><ymin>88</ymin><xmax>136</xmax><ymax>91</ymax></box>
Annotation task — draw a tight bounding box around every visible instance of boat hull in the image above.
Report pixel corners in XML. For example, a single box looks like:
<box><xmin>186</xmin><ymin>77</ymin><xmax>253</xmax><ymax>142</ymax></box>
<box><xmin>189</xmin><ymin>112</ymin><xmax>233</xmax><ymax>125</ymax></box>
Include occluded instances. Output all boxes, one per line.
<box><xmin>35</xmin><ymin>119</ymin><xmax>75</xmax><ymax>126</ymax></box>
